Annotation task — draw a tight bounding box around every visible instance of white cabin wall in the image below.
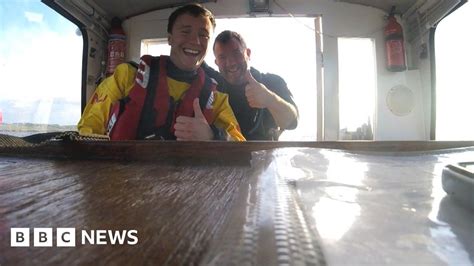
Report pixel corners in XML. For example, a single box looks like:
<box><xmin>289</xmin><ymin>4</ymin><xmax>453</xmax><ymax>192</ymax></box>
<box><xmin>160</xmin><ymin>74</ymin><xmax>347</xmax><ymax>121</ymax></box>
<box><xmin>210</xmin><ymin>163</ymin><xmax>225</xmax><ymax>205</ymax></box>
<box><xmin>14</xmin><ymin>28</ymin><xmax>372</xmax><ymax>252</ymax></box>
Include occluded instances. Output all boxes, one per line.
<box><xmin>308</xmin><ymin>2</ymin><xmax>388</xmax><ymax>140</ymax></box>
<box><xmin>421</xmin><ymin>37</ymin><xmax>433</xmax><ymax>140</ymax></box>
<box><xmin>413</xmin><ymin>33</ymin><xmax>433</xmax><ymax>140</ymax></box>
<box><xmin>373</xmin><ymin>17</ymin><xmax>433</xmax><ymax>140</ymax></box>
<box><xmin>84</xmin><ymin>29</ymin><xmax>107</xmax><ymax>103</ymax></box>
<box><xmin>123</xmin><ymin>10</ymin><xmax>171</xmax><ymax>63</ymax></box>
<box><xmin>122</xmin><ymin>0</ymin><xmax>431</xmax><ymax>141</ymax></box>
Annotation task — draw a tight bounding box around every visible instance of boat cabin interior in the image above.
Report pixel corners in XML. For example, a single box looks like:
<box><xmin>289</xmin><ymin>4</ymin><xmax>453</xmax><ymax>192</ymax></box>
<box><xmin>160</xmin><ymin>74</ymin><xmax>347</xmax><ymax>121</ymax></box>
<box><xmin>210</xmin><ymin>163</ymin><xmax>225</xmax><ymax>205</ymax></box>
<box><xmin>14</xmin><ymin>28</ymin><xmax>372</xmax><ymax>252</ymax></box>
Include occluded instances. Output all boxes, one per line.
<box><xmin>0</xmin><ymin>0</ymin><xmax>473</xmax><ymax>265</ymax></box>
<box><xmin>38</xmin><ymin>0</ymin><xmax>472</xmax><ymax>142</ymax></box>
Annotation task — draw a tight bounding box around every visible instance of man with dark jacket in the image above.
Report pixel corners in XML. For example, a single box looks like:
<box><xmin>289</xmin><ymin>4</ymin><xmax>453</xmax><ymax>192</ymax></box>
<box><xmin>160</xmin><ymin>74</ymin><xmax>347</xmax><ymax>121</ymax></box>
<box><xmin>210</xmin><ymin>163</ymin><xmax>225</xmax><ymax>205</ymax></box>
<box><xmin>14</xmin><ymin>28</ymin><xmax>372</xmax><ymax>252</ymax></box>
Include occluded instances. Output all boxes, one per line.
<box><xmin>203</xmin><ymin>30</ymin><xmax>298</xmax><ymax>140</ymax></box>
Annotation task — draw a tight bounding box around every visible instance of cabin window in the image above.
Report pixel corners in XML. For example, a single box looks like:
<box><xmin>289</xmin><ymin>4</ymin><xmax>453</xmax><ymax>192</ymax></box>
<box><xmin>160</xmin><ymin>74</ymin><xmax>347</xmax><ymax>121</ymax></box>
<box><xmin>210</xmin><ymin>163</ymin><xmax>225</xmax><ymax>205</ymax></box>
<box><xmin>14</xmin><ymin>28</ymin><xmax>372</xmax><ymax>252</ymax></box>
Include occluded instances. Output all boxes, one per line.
<box><xmin>0</xmin><ymin>1</ymin><xmax>82</xmax><ymax>137</ymax></box>
<box><xmin>337</xmin><ymin>38</ymin><xmax>376</xmax><ymax>140</ymax></box>
<box><xmin>142</xmin><ymin>17</ymin><xmax>318</xmax><ymax>141</ymax></box>
<box><xmin>141</xmin><ymin>38</ymin><xmax>169</xmax><ymax>56</ymax></box>
<box><xmin>435</xmin><ymin>1</ymin><xmax>474</xmax><ymax>140</ymax></box>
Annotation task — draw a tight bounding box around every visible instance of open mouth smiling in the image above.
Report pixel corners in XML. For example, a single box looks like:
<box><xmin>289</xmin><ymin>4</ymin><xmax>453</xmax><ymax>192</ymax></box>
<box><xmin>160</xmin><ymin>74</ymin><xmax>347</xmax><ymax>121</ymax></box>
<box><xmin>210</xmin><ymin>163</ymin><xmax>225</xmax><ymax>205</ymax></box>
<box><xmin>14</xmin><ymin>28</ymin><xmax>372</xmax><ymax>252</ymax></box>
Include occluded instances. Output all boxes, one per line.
<box><xmin>226</xmin><ymin>66</ymin><xmax>241</xmax><ymax>75</ymax></box>
<box><xmin>183</xmin><ymin>48</ymin><xmax>200</xmax><ymax>56</ymax></box>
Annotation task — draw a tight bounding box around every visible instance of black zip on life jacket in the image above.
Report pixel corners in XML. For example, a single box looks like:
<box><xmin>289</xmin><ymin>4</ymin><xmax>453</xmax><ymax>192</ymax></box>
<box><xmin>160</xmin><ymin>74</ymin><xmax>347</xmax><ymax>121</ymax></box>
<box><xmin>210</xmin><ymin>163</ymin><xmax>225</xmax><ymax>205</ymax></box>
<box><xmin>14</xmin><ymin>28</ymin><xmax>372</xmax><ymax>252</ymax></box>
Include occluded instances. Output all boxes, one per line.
<box><xmin>107</xmin><ymin>55</ymin><xmax>216</xmax><ymax>140</ymax></box>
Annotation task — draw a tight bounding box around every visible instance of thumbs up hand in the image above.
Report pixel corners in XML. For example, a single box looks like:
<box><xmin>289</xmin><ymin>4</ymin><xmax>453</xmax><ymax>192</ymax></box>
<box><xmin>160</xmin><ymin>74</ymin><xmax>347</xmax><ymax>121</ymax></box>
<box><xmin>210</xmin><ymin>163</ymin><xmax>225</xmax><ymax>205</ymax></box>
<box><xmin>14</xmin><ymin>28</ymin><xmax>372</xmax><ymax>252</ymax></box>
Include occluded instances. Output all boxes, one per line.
<box><xmin>245</xmin><ymin>70</ymin><xmax>275</xmax><ymax>109</ymax></box>
<box><xmin>192</xmin><ymin>97</ymin><xmax>206</xmax><ymax>121</ymax></box>
<box><xmin>174</xmin><ymin>98</ymin><xmax>213</xmax><ymax>141</ymax></box>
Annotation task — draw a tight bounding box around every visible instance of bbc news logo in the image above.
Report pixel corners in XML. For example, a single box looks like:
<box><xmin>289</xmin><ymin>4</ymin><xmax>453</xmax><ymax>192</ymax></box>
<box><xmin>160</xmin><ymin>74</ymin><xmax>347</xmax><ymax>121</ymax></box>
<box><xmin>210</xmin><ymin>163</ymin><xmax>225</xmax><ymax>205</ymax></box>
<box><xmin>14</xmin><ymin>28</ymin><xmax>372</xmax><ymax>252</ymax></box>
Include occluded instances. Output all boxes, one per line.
<box><xmin>11</xmin><ymin>228</ymin><xmax>138</xmax><ymax>247</ymax></box>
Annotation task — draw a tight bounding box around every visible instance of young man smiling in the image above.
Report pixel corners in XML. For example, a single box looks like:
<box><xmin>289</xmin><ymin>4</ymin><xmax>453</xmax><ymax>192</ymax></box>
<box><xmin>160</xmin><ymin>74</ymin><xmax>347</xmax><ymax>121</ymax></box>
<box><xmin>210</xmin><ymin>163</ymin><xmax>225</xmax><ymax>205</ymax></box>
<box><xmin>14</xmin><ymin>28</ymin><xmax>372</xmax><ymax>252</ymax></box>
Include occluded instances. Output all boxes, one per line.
<box><xmin>78</xmin><ymin>4</ymin><xmax>244</xmax><ymax>141</ymax></box>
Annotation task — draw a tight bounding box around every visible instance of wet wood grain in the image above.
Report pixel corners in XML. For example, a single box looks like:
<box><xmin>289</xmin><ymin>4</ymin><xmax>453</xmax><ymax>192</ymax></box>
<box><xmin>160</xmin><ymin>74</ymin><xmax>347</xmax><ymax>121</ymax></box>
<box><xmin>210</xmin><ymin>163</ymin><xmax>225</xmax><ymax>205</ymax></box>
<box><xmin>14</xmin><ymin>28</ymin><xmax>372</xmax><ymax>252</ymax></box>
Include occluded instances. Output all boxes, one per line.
<box><xmin>1</xmin><ymin>140</ymin><xmax>474</xmax><ymax>165</ymax></box>
<box><xmin>0</xmin><ymin>157</ymin><xmax>250</xmax><ymax>265</ymax></box>
<box><xmin>1</xmin><ymin>140</ymin><xmax>474</xmax><ymax>265</ymax></box>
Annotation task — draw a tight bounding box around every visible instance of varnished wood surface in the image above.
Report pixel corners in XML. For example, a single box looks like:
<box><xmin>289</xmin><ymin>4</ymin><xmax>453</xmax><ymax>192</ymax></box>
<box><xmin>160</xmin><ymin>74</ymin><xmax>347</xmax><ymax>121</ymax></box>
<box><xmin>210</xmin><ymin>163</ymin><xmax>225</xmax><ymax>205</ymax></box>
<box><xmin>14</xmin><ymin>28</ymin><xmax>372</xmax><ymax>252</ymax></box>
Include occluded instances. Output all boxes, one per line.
<box><xmin>1</xmin><ymin>140</ymin><xmax>474</xmax><ymax>164</ymax></box>
<box><xmin>1</xmin><ymin>140</ymin><xmax>474</xmax><ymax>265</ymax></box>
<box><xmin>0</xmin><ymin>157</ymin><xmax>250</xmax><ymax>265</ymax></box>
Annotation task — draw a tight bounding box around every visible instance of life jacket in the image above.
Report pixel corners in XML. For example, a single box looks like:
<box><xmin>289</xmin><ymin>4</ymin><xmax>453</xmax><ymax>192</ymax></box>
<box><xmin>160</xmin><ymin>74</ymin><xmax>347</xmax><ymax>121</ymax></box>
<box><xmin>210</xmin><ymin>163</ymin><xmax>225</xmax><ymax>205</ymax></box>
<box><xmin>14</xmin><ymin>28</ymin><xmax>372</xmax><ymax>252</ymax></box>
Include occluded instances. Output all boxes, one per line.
<box><xmin>107</xmin><ymin>55</ymin><xmax>216</xmax><ymax>140</ymax></box>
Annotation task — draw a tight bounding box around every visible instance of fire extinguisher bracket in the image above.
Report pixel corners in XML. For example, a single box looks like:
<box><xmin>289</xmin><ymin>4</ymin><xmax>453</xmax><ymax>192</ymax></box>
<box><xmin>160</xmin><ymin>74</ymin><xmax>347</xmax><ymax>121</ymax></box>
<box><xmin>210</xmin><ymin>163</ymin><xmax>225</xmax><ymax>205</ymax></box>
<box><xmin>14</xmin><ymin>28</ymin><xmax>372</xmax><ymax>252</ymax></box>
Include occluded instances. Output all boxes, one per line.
<box><xmin>384</xmin><ymin>10</ymin><xmax>407</xmax><ymax>72</ymax></box>
<box><xmin>106</xmin><ymin>17</ymin><xmax>126</xmax><ymax>76</ymax></box>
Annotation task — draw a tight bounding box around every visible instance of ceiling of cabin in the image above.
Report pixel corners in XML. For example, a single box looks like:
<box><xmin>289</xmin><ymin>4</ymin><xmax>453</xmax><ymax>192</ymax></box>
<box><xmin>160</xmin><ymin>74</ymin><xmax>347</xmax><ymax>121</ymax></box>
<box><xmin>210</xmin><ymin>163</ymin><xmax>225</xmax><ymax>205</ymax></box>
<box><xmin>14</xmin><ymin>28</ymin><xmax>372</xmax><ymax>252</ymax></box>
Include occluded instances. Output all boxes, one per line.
<box><xmin>336</xmin><ymin>0</ymin><xmax>415</xmax><ymax>14</ymax></box>
<box><xmin>91</xmin><ymin>0</ymin><xmax>215</xmax><ymax>19</ymax></box>
<box><xmin>90</xmin><ymin>0</ymin><xmax>414</xmax><ymax>20</ymax></box>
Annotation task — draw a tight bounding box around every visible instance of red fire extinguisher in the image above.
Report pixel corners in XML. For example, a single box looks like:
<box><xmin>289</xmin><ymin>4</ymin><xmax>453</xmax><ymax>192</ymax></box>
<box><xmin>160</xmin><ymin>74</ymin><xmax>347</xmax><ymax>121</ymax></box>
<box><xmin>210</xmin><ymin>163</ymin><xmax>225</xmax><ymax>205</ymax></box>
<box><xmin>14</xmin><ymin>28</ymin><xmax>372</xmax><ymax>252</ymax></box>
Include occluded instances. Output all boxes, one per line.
<box><xmin>384</xmin><ymin>7</ymin><xmax>406</xmax><ymax>72</ymax></box>
<box><xmin>106</xmin><ymin>17</ymin><xmax>126</xmax><ymax>76</ymax></box>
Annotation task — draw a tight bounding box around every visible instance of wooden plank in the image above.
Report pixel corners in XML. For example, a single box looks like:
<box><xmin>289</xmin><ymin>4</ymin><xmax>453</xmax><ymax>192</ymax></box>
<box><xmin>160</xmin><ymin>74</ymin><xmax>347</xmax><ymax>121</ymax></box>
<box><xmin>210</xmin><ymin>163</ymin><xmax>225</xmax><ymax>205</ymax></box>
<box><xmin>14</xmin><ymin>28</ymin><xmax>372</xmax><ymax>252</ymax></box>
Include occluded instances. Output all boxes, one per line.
<box><xmin>1</xmin><ymin>140</ymin><xmax>474</xmax><ymax>164</ymax></box>
<box><xmin>0</xmin><ymin>157</ymin><xmax>250</xmax><ymax>265</ymax></box>
<box><xmin>2</xmin><ymin>143</ymin><xmax>474</xmax><ymax>264</ymax></box>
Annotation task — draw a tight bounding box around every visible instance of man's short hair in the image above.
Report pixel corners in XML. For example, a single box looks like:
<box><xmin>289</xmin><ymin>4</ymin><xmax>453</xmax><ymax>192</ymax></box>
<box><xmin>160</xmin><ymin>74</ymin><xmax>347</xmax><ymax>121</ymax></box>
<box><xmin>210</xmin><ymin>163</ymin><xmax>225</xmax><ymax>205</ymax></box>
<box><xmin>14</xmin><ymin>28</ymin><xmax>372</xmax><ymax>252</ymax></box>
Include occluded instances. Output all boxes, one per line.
<box><xmin>167</xmin><ymin>4</ymin><xmax>216</xmax><ymax>33</ymax></box>
<box><xmin>213</xmin><ymin>30</ymin><xmax>247</xmax><ymax>51</ymax></box>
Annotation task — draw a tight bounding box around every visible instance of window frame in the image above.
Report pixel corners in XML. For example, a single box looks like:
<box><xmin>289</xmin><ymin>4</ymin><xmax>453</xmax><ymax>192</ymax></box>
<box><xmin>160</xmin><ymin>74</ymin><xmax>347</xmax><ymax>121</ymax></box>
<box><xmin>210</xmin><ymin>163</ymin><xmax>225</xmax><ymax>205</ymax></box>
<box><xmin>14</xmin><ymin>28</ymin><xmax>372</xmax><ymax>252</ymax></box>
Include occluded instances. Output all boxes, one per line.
<box><xmin>42</xmin><ymin>0</ymin><xmax>87</xmax><ymax>113</ymax></box>
<box><xmin>430</xmin><ymin>0</ymin><xmax>469</xmax><ymax>140</ymax></box>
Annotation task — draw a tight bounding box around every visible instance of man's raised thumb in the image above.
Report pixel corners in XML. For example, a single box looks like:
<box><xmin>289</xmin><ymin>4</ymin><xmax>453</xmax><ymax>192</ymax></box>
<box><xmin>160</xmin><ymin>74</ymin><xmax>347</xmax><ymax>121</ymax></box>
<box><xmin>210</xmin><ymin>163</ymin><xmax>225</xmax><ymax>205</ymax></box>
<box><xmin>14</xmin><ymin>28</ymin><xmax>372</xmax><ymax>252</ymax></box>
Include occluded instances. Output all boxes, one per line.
<box><xmin>245</xmin><ymin>70</ymin><xmax>257</xmax><ymax>84</ymax></box>
<box><xmin>193</xmin><ymin>98</ymin><xmax>205</xmax><ymax>119</ymax></box>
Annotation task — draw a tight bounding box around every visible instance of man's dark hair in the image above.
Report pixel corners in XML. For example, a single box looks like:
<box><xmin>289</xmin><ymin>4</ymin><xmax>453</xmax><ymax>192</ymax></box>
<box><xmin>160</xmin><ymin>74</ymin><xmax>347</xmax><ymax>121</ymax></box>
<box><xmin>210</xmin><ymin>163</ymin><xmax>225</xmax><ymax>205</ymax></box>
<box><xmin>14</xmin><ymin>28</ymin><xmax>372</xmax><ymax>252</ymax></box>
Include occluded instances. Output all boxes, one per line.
<box><xmin>213</xmin><ymin>30</ymin><xmax>247</xmax><ymax>51</ymax></box>
<box><xmin>167</xmin><ymin>3</ymin><xmax>216</xmax><ymax>33</ymax></box>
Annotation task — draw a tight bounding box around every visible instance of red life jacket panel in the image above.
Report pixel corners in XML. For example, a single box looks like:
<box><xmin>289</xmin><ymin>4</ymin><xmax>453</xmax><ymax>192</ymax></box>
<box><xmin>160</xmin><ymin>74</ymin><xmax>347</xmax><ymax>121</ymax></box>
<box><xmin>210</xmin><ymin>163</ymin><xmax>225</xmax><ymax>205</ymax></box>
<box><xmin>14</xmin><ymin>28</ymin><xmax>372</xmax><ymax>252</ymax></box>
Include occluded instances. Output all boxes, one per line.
<box><xmin>107</xmin><ymin>55</ymin><xmax>216</xmax><ymax>140</ymax></box>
